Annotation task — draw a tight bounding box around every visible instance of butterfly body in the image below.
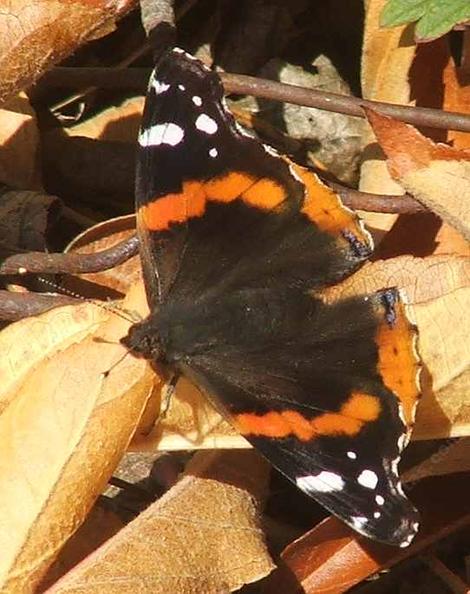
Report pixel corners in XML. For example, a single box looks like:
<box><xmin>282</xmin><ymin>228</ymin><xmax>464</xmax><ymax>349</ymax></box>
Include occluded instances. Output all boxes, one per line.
<box><xmin>124</xmin><ymin>46</ymin><xmax>422</xmax><ymax>547</ymax></box>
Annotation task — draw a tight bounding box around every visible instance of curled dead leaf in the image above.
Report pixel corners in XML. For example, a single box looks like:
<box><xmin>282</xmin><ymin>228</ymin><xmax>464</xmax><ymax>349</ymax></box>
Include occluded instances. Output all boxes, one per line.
<box><xmin>365</xmin><ymin>108</ymin><xmax>470</xmax><ymax>241</ymax></box>
<box><xmin>0</xmin><ymin>0</ymin><xmax>137</xmax><ymax>105</ymax></box>
<box><xmin>46</xmin><ymin>450</ymin><xmax>274</xmax><ymax>594</ymax></box>
<box><xmin>0</xmin><ymin>284</ymin><xmax>154</xmax><ymax>592</ymax></box>
<box><xmin>359</xmin><ymin>0</ymin><xmax>416</xmax><ymax>236</ymax></box>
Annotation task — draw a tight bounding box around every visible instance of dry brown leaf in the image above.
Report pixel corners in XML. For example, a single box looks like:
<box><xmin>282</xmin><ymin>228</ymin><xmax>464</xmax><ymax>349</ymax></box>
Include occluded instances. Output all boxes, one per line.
<box><xmin>0</xmin><ymin>0</ymin><xmax>136</xmax><ymax>105</ymax></box>
<box><xmin>0</xmin><ymin>189</ymin><xmax>61</xmax><ymax>251</ymax></box>
<box><xmin>46</xmin><ymin>450</ymin><xmax>274</xmax><ymax>594</ymax></box>
<box><xmin>359</xmin><ymin>0</ymin><xmax>416</xmax><ymax>236</ymax></box>
<box><xmin>65</xmin><ymin>214</ymin><xmax>140</xmax><ymax>297</ymax></box>
<box><xmin>323</xmin><ymin>254</ymin><xmax>470</xmax><ymax>438</ymax></box>
<box><xmin>361</xmin><ymin>0</ymin><xmax>415</xmax><ymax>104</ymax></box>
<box><xmin>39</xmin><ymin>506</ymin><xmax>124</xmax><ymax>591</ymax></box>
<box><xmin>0</xmin><ymin>284</ymin><xmax>155</xmax><ymax>593</ymax></box>
<box><xmin>365</xmin><ymin>108</ymin><xmax>470</xmax><ymax>241</ymax></box>
<box><xmin>403</xmin><ymin>436</ymin><xmax>470</xmax><ymax>483</ymax></box>
<box><xmin>414</xmin><ymin>368</ymin><xmax>470</xmax><ymax>440</ymax></box>
<box><xmin>0</xmin><ymin>93</ymin><xmax>41</xmax><ymax>189</ymax></box>
<box><xmin>442</xmin><ymin>53</ymin><xmax>470</xmax><ymax>149</ymax></box>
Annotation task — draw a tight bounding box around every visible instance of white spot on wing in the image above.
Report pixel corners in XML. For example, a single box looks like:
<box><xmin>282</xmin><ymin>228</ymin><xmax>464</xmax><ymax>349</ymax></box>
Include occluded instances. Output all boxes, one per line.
<box><xmin>138</xmin><ymin>123</ymin><xmax>184</xmax><ymax>147</ymax></box>
<box><xmin>399</xmin><ymin>532</ymin><xmax>416</xmax><ymax>548</ymax></box>
<box><xmin>351</xmin><ymin>516</ymin><xmax>368</xmax><ymax>529</ymax></box>
<box><xmin>195</xmin><ymin>113</ymin><xmax>218</xmax><ymax>134</ymax></box>
<box><xmin>296</xmin><ymin>471</ymin><xmax>344</xmax><ymax>493</ymax></box>
<box><xmin>347</xmin><ymin>451</ymin><xmax>357</xmax><ymax>460</ymax></box>
<box><xmin>178</xmin><ymin>84</ymin><xmax>186</xmax><ymax>91</ymax></box>
<box><xmin>152</xmin><ymin>79</ymin><xmax>170</xmax><ymax>94</ymax></box>
<box><xmin>398</xmin><ymin>431</ymin><xmax>409</xmax><ymax>452</ymax></box>
<box><xmin>209</xmin><ymin>147</ymin><xmax>218</xmax><ymax>158</ymax></box>
<box><xmin>373</xmin><ymin>511</ymin><xmax>381</xmax><ymax>519</ymax></box>
<box><xmin>357</xmin><ymin>469</ymin><xmax>379</xmax><ymax>490</ymax></box>
<box><xmin>397</xmin><ymin>403</ymin><xmax>407</xmax><ymax>426</ymax></box>
<box><xmin>375</xmin><ymin>495</ymin><xmax>385</xmax><ymax>506</ymax></box>
<box><xmin>192</xmin><ymin>95</ymin><xmax>202</xmax><ymax>106</ymax></box>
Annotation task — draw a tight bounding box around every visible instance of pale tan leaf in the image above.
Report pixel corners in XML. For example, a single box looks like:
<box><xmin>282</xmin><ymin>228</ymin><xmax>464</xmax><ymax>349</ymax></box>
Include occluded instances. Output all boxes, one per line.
<box><xmin>0</xmin><ymin>284</ymin><xmax>154</xmax><ymax>593</ymax></box>
<box><xmin>365</xmin><ymin>108</ymin><xmax>470</xmax><ymax>241</ymax></box>
<box><xmin>132</xmin><ymin>376</ymin><xmax>247</xmax><ymax>452</ymax></box>
<box><xmin>362</xmin><ymin>0</ymin><xmax>416</xmax><ymax>104</ymax></box>
<box><xmin>39</xmin><ymin>506</ymin><xmax>124</xmax><ymax>591</ymax></box>
<box><xmin>360</xmin><ymin>0</ymin><xmax>416</xmax><ymax>236</ymax></box>
<box><xmin>65</xmin><ymin>214</ymin><xmax>139</xmax><ymax>296</ymax></box>
<box><xmin>0</xmin><ymin>93</ymin><xmax>41</xmax><ymax>189</ymax></box>
<box><xmin>0</xmin><ymin>302</ymin><xmax>105</xmax><ymax>413</ymax></box>
<box><xmin>47</xmin><ymin>450</ymin><xmax>274</xmax><ymax>594</ymax></box>
<box><xmin>414</xmin><ymin>368</ymin><xmax>470</xmax><ymax>440</ymax></box>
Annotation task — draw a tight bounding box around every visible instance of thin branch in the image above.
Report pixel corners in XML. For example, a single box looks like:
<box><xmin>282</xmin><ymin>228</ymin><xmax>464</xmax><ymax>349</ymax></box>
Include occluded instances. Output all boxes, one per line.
<box><xmin>421</xmin><ymin>554</ymin><xmax>470</xmax><ymax>594</ymax></box>
<box><xmin>0</xmin><ymin>235</ymin><xmax>139</xmax><ymax>276</ymax></box>
<box><xmin>40</xmin><ymin>67</ymin><xmax>470</xmax><ymax>133</ymax></box>
<box><xmin>328</xmin><ymin>183</ymin><xmax>426</xmax><ymax>214</ymax></box>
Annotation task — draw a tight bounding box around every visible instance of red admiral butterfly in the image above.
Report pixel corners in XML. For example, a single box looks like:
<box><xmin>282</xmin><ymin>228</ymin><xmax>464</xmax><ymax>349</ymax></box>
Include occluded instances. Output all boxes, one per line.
<box><xmin>122</xmin><ymin>47</ymin><xmax>422</xmax><ymax>547</ymax></box>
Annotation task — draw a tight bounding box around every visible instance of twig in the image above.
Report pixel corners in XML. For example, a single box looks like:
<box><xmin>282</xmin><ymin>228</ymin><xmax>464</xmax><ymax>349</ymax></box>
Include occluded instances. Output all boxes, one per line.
<box><xmin>0</xmin><ymin>235</ymin><xmax>139</xmax><ymax>276</ymax></box>
<box><xmin>422</xmin><ymin>554</ymin><xmax>470</xmax><ymax>594</ymax></box>
<box><xmin>328</xmin><ymin>183</ymin><xmax>425</xmax><ymax>214</ymax></box>
<box><xmin>40</xmin><ymin>67</ymin><xmax>470</xmax><ymax>133</ymax></box>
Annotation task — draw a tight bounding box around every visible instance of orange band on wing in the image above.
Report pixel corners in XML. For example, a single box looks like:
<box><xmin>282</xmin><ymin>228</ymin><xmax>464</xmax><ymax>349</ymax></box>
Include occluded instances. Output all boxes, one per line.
<box><xmin>235</xmin><ymin>392</ymin><xmax>381</xmax><ymax>441</ymax></box>
<box><xmin>242</xmin><ymin>178</ymin><xmax>286</xmax><ymax>209</ymax></box>
<box><xmin>140</xmin><ymin>181</ymin><xmax>206</xmax><ymax>230</ymax></box>
<box><xmin>375</xmin><ymin>299</ymin><xmax>420</xmax><ymax>426</ymax></box>
<box><xmin>139</xmin><ymin>172</ymin><xmax>287</xmax><ymax>230</ymax></box>
<box><xmin>204</xmin><ymin>172</ymin><xmax>255</xmax><ymax>201</ymax></box>
<box><xmin>290</xmin><ymin>162</ymin><xmax>369</xmax><ymax>242</ymax></box>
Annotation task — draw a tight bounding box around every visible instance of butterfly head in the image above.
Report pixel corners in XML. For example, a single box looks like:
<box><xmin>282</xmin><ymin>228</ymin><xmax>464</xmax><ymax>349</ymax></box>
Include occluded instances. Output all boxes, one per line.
<box><xmin>120</xmin><ymin>318</ymin><xmax>167</xmax><ymax>364</ymax></box>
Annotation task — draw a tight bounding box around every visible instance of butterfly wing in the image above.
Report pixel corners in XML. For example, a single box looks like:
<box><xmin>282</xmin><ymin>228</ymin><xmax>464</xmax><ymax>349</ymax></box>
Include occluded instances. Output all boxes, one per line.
<box><xmin>176</xmin><ymin>288</ymin><xmax>421</xmax><ymax>547</ymax></box>
<box><xmin>135</xmin><ymin>48</ymin><xmax>372</xmax><ymax>308</ymax></box>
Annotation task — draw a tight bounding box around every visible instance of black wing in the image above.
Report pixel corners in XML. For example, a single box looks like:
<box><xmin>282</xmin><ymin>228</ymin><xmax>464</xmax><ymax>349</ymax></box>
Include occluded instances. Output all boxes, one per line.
<box><xmin>173</xmin><ymin>288</ymin><xmax>420</xmax><ymax>547</ymax></box>
<box><xmin>135</xmin><ymin>48</ymin><xmax>372</xmax><ymax>309</ymax></box>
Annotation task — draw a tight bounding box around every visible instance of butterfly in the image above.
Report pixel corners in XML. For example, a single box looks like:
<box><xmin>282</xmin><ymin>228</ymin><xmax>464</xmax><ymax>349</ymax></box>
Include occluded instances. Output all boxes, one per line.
<box><xmin>122</xmin><ymin>46</ymin><xmax>422</xmax><ymax>547</ymax></box>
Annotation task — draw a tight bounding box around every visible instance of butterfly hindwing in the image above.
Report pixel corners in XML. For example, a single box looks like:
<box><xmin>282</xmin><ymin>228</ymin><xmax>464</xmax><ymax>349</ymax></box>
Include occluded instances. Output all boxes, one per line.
<box><xmin>174</xmin><ymin>287</ymin><xmax>420</xmax><ymax>546</ymax></box>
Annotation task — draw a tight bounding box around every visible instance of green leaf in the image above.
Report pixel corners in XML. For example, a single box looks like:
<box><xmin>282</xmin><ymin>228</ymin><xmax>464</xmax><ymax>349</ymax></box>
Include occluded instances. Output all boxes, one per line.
<box><xmin>380</xmin><ymin>0</ymin><xmax>428</xmax><ymax>28</ymax></box>
<box><xmin>380</xmin><ymin>0</ymin><xmax>470</xmax><ymax>41</ymax></box>
<box><xmin>415</xmin><ymin>0</ymin><xmax>470</xmax><ymax>40</ymax></box>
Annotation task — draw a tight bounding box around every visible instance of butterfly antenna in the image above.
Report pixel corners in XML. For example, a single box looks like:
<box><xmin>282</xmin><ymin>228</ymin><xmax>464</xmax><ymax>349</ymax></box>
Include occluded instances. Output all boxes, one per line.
<box><xmin>34</xmin><ymin>275</ymin><xmax>142</xmax><ymax>324</ymax></box>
